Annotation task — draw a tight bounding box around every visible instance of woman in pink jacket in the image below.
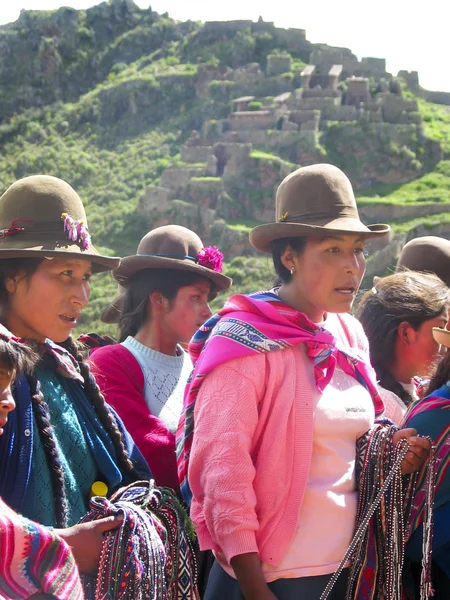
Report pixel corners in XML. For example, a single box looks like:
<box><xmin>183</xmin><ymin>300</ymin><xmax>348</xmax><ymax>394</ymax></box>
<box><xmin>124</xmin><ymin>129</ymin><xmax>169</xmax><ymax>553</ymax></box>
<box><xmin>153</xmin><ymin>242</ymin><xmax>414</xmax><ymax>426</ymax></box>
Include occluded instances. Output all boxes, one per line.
<box><xmin>177</xmin><ymin>164</ymin><xmax>431</xmax><ymax>600</ymax></box>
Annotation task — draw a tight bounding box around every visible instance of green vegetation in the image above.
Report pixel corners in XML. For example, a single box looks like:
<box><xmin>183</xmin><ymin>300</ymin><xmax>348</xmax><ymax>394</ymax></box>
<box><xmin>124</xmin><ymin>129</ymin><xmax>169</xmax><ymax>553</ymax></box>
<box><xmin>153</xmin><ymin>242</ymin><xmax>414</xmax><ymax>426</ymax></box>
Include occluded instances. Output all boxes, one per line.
<box><xmin>0</xmin><ymin>4</ymin><xmax>449</xmax><ymax>336</ymax></box>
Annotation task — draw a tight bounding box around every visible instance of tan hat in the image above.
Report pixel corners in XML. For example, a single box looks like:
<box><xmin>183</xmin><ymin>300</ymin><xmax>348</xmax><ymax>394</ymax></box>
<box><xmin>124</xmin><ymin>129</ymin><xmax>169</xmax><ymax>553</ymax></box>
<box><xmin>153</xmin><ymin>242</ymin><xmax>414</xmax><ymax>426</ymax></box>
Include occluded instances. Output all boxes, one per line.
<box><xmin>113</xmin><ymin>225</ymin><xmax>232</xmax><ymax>292</ymax></box>
<box><xmin>0</xmin><ymin>175</ymin><xmax>119</xmax><ymax>272</ymax></box>
<box><xmin>249</xmin><ymin>164</ymin><xmax>390</xmax><ymax>252</ymax></box>
<box><xmin>397</xmin><ymin>236</ymin><xmax>450</xmax><ymax>287</ymax></box>
<box><xmin>433</xmin><ymin>327</ymin><xmax>450</xmax><ymax>348</ymax></box>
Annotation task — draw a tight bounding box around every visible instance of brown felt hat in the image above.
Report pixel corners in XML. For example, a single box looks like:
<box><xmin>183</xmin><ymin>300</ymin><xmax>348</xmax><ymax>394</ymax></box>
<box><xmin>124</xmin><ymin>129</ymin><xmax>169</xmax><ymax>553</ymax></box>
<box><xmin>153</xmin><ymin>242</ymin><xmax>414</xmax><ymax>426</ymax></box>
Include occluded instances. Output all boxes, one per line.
<box><xmin>433</xmin><ymin>327</ymin><xmax>450</xmax><ymax>348</ymax></box>
<box><xmin>249</xmin><ymin>164</ymin><xmax>390</xmax><ymax>252</ymax></box>
<box><xmin>113</xmin><ymin>225</ymin><xmax>232</xmax><ymax>292</ymax></box>
<box><xmin>0</xmin><ymin>175</ymin><xmax>119</xmax><ymax>272</ymax></box>
<box><xmin>397</xmin><ymin>236</ymin><xmax>450</xmax><ymax>287</ymax></box>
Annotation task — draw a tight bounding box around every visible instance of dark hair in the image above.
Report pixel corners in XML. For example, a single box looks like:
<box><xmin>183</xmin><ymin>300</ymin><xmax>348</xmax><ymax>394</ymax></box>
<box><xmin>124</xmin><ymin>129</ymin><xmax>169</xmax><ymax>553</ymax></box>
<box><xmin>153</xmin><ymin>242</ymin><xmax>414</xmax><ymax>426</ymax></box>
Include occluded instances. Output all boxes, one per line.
<box><xmin>0</xmin><ymin>257</ymin><xmax>43</xmax><ymax>309</ymax></box>
<box><xmin>0</xmin><ymin>257</ymin><xmax>140</xmax><ymax>527</ymax></box>
<box><xmin>118</xmin><ymin>268</ymin><xmax>215</xmax><ymax>342</ymax></box>
<box><xmin>357</xmin><ymin>271</ymin><xmax>449</xmax><ymax>405</ymax></box>
<box><xmin>426</xmin><ymin>351</ymin><xmax>450</xmax><ymax>397</ymax></box>
<box><xmin>271</xmin><ymin>236</ymin><xmax>307</xmax><ymax>286</ymax></box>
<box><xmin>0</xmin><ymin>338</ymin><xmax>38</xmax><ymax>376</ymax></box>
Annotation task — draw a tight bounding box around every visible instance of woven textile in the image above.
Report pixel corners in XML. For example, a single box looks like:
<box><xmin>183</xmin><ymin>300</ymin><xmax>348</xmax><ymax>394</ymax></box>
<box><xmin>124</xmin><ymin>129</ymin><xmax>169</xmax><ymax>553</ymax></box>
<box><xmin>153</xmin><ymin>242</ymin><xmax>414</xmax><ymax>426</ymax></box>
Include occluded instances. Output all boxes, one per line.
<box><xmin>0</xmin><ymin>498</ymin><xmax>83</xmax><ymax>600</ymax></box>
<box><xmin>80</xmin><ymin>481</ymin><xmax>199</xmax><ymax>600</ymax></box>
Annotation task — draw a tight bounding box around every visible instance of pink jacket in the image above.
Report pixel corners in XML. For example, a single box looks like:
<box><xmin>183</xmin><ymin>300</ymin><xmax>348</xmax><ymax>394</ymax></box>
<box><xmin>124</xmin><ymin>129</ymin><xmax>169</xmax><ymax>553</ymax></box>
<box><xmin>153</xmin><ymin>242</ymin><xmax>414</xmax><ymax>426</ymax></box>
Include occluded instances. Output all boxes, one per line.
<box><xmin>188</xmin><ymin>313</ymin><xmax>372</xmax><ymax>567</ymax></box>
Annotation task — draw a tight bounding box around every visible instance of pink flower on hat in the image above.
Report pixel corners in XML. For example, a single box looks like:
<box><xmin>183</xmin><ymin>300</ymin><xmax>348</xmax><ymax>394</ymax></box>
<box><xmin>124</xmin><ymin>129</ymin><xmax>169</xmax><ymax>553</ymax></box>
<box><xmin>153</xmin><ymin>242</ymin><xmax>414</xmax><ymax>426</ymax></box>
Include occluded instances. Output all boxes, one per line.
<box><xmin>61</xmin><ymin>213</ymin><xmax>91</xmax><ymax>250</ymax></box>
<box><xmin>197</xmin><ymin>245</ymin><xmax>224</xmax><ymax>273</ymax></box>
<box><xmin>78</xmin><ymin>221</ymin><xmax>91</xmax><ymax>250</ymax></box>
<box><xmin>62</xmin><ymin>213</ymin><xmax>78</xmax><ymax>242</ymax></box>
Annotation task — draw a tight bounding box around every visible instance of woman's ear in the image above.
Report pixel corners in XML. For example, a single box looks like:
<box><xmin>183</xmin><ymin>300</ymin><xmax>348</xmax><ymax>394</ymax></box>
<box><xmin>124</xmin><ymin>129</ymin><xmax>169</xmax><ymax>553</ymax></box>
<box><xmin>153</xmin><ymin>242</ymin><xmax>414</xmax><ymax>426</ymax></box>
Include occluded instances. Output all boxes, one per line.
<box><xmin>397</xmin><ymin>321</ymin><xmax>417</xmax><ymax>346</ymax></box>
<box><xmin>280</xmin><ymin>244</ymin><xmax>296</xmax><ymax>273</ymax></box>
<box><xmin>4</xmin><ymin>276</ymin><xmax>17</xmax><ymax>294</ymax></box>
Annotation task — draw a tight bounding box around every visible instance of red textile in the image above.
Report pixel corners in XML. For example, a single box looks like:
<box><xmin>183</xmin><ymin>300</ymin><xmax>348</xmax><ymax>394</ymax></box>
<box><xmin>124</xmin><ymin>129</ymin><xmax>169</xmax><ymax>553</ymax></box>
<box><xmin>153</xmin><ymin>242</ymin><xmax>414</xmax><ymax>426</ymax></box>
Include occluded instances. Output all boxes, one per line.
<box><xmin>90</xmin><ymin>345</ymin><xmax>179</xmax><ymax>492</ymax></box>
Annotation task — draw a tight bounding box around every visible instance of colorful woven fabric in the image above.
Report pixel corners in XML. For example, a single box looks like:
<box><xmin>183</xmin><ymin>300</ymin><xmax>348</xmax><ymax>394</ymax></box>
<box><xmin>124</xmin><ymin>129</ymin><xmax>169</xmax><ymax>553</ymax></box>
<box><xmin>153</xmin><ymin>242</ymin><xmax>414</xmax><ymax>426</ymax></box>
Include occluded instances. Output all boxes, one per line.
<box><xmin>403</xmin><ymin>383</ymin><xmax>450</xmax><ymax>546</ymax></box>
<box><xmin>176</xmin><ymin>290</ymin><xmax>383</xmax><ymax>503</ymax></box>
<box><xmin>80</xmin><ymin>481</ymin><xmax>199</xmax><ymax>600</ymax></box>
<box><xmin>0</xmin><ymin>497</ymin><xmax>83</xmax><ymax>600</ymax></box>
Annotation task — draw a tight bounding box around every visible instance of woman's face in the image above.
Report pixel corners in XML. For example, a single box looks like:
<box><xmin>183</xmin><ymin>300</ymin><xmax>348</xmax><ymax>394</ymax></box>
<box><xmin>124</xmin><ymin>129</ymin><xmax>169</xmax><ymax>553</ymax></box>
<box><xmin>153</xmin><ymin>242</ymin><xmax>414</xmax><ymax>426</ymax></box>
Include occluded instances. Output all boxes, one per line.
<box><xmin>281</xmin><ymin>234</ymin><xmax>366</xmax><ymax>322</ymax></box>
<box><xmin>404</xmin><ymin>310</ymin><xmax>450</xmax><ymax>377</ymax></box>
<box><xmin>5</xmin><ymin>258</ymin><xmax>92</xmax><ymax>343</ymax></box>
<box><xmin>0</xmin><ymin>366</ymin><xmax>15</xmax><ymax>436</ymax></box>
<box><xmin>160</xmin><ymin>278</ymin><xmax>213</xmax><ymax>345</ymax></box>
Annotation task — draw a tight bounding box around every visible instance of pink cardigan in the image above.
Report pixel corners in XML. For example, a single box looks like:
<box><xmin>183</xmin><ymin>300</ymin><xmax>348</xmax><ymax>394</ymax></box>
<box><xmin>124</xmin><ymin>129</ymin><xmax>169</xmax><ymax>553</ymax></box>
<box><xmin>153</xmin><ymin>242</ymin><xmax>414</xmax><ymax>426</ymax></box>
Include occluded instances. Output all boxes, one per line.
<box><xmin>188</xmin><ymin>313</ymin><xmax>373</xmax><ymax>567</ymax></box>
<box><xmin>90</xmin><ymin>344</ymin><xmax>179</xmax><ymax>492</ymax></box>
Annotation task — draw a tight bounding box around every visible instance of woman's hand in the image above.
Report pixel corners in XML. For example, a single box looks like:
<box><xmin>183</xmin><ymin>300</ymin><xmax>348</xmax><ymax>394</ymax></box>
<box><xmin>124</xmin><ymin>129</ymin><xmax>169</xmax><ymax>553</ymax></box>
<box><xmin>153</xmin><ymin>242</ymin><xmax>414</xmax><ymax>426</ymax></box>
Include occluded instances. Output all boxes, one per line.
<box><xmin>230</xmin><ymin>552</ymin><xmax>278</xmax><ymax>600</ymax></box>
<box><xmin>393</xmin><ymin>428</ymin><xmax>431</xmax><ymax>474</ymax></box>
<box><xmin>55</xmin><ymin>514</ymin><xmax>123</xmax><ymax>573</ymax></box>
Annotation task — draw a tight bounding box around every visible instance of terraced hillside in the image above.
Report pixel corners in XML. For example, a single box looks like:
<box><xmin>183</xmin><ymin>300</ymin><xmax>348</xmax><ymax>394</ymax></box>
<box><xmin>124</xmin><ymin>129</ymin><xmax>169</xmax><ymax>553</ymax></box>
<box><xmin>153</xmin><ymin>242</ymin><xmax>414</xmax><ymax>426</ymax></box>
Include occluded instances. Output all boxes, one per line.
<box><xmin>0</xmin><ymin>0</ymin><xmax>449</xmax><ymax>334</ymax></box>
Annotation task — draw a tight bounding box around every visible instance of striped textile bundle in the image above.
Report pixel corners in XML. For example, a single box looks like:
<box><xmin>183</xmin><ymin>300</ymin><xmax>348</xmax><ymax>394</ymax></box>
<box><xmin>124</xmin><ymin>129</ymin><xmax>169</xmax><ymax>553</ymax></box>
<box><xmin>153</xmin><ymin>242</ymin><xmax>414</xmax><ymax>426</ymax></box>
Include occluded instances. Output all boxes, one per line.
<box><xmin>80</xmin><ymin>481</ymin><xmax>199</xmax><ymax>600</ymax></box>
<box><xmin>0</xmin><ymin>498</ymin><xmax>83</xmax><ymax>600</ymax></box>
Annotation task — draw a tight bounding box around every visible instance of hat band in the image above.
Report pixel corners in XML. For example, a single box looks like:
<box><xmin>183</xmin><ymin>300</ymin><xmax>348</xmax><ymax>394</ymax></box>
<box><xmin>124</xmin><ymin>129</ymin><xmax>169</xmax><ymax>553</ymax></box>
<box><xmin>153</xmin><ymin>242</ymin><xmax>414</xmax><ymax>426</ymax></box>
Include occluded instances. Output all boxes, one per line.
<box><xmin>0</xmin><ymin>215</ymin><xmax>91</xmax><ymax>250</ymax></box>
<box><xmin>139</xmin><ymin>253</ymin><xmax>198</xmax><ymax>263</ymax></box>
<box><xmin>278</xmin><ymin>206</ymin><xmax>359</xmax><ymax>223</ymax></box>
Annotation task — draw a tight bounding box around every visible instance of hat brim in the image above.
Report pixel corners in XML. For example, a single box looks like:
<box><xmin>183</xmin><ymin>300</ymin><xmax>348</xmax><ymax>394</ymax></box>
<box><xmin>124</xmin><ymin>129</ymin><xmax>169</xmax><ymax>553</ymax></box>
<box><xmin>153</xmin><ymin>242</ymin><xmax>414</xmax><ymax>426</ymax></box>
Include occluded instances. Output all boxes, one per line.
<box><xmin>249</xmin><ymin>218</ymin><xmax>391</xmax><ymax>252</ymax></box>
<box><xmin>0</xmin><ymin>246</ymin><xmax>119</xmax><ymax>273</ymax></box>
<box><xmin>101</xmin><ymin>294</ymin><xmax>124</xmax><ymax>324</ymax></box>
<box><xmin>113</xmin><ymin>255</ymin><xmax>232</xmax><ymax>292</ymax></box>
<box><xmin>433</xmin><ymin>327</ymin><xmax>450</xmax><ymax>348</ymax></box>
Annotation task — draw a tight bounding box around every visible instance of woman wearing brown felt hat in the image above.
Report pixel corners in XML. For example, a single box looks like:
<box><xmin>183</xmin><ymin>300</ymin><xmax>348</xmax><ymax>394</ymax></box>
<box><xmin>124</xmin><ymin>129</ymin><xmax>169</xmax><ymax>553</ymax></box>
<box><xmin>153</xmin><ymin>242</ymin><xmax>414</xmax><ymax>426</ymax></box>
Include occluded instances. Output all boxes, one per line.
<box><xmin>179</xmin><ymin>163</ymin><xmax>432</xmax><ymax>600</ymax></box>
<box><xmin>90</xmin><ymin>224</ymin><xmax>231</xmax><ymax>495</ymax></box>
<box><xmin>0</xmin><ymin>175</ymin><xmax>152</xmax><ymax>579</ymax></box>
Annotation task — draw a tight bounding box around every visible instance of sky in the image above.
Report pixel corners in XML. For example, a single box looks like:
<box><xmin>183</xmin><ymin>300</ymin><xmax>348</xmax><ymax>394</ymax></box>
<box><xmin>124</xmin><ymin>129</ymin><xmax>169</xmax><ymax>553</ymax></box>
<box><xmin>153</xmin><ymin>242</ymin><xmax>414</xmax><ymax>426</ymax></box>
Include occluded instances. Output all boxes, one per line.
<box><xmin>1</xmin><ymin>0</ymin><xmax>449</xmax><ymax>92</ymax></box>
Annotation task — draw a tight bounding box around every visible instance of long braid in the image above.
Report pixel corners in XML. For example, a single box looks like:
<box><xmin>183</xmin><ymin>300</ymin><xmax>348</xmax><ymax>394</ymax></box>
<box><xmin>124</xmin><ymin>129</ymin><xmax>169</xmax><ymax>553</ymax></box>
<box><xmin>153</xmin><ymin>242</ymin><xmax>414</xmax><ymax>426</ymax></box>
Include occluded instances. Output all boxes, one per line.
<box><xmin>27</xmin><ymin>373</ymin><xmax>69</xmax><ymax>528</ymax></box>
<box><xmin>62</xmin><ymin>337</ymin><xmax>139</xmax><ymax>481</ymax></box>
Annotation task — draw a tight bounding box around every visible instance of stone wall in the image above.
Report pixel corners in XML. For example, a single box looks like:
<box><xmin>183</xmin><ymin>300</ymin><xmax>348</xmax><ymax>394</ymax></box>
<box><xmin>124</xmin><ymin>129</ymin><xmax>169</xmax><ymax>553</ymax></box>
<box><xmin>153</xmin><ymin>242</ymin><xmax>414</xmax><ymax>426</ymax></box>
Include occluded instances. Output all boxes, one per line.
<box><xmin>321</xmin><ymin>105</ymin><xmax>358</xmax><ymax>121</ymax></box>
<box><xmin>358</xmin><ymin>202</ymin><xmax>450</xmax><ymax>223</ymax></box>
<box><xmin>229</xmin><ymin>111</ymin><xmax>275</xmax><ymax>131</ymax></box>
<box><xmin>160</xmin><ymin>166</ymin><xmax>205</xmax><ymax>190</ymax></box>
<box><xmin>139</xmin><ymin>186</ymin><xmax>171</xmax><ymax>215</ymax></box>
<box><xmin>181</xmin><ymin>145</ymin><xmax>212</xmax><ymax>163</ymax></box>
<box><xmin>267</xmin><ymin>54</ymin><xmax>292</xmax><ymax>76</ymax></box>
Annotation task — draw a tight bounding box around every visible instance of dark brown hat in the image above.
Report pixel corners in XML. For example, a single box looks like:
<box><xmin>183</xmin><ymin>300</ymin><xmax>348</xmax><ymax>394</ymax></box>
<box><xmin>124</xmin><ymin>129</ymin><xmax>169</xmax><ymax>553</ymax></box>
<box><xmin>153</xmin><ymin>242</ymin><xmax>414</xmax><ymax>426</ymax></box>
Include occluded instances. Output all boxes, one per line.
<box><xmin>0</xmin><ymin>175</ymin><xmax>119</xmax><ymax>272</ymax></box>
<box><xmin>113</xmin><ymin>225</ymin><xmax>232</xmax><ymax>292</ymax></box>
<box><xmin>397</xmin><ymin>236</ymin><xmax>450</xmax><ymax>287</ymax></box>
<box><xmin>249</xmin><ymin>164</ymin><xmax>390</xmax><ymax>252</ymax></box>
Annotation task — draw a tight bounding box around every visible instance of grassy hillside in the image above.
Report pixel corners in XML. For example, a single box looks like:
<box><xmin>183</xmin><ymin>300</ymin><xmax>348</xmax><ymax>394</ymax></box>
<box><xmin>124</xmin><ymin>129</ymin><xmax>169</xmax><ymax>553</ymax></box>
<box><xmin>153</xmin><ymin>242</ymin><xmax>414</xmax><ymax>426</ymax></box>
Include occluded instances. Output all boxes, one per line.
<box><xmin>0</xmin><ymin>3</ymin><xmax>449</xmax><ymax>335</ymax></box>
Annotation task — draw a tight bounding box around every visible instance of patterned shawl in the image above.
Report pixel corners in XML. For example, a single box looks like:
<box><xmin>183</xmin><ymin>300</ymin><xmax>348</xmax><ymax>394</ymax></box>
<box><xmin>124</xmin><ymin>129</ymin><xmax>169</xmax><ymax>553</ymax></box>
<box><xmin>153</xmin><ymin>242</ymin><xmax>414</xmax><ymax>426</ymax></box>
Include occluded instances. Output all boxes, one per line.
<box><xmin>0</xmin><ymin>498</ymin><xmax>83</xmax><ymax>600</ymax></box>
<box><xmin>176</xmin><ymin>291</ymin><xmax>383</xmax><ymax>504</ymax></box>
<box><xmin>403</xmin><ymin>383</ymin><xmax>450</xmax><ymax>539</ymax></box>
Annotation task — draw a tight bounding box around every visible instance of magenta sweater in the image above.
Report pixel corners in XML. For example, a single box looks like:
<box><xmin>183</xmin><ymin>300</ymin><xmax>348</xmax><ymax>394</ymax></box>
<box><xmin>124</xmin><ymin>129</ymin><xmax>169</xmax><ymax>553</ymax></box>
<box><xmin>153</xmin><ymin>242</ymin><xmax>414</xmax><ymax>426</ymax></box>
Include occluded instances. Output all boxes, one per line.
<box><xmin>90</xmin><ymin>344</ymin><xmax>179</xmax><ymax>492</ymax></box>
<box><xmin>188</xmin><ymin>313</ymin><xmax>373</xmax><ymax>567</ymax></box>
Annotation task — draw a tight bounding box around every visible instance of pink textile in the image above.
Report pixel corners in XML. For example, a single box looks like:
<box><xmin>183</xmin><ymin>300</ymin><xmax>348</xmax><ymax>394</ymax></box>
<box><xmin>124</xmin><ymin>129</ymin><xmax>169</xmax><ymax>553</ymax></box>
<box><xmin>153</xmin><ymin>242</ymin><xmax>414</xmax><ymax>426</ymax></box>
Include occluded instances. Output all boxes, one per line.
<box><xmin>177</xmin><ymin>292</ymin><xmax>383</xmax><ymax>502</ymax></box>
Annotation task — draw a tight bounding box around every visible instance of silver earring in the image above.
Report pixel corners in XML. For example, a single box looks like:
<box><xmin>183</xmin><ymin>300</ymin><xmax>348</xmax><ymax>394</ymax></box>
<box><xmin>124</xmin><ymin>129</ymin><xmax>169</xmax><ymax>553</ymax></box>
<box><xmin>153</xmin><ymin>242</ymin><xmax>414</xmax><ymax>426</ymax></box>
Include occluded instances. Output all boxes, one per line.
<box><xmin>290</xmin><ymin>267</ymin><xmax>295</xmax><ymax>275</ymax></box>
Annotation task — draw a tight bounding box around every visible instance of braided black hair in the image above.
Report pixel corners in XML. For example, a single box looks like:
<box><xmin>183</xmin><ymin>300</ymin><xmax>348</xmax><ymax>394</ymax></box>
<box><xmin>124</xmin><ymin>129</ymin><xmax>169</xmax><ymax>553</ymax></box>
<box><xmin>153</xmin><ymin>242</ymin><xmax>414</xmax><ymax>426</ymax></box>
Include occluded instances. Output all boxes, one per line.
<box><xmin>61</xmin><ymin>336</ymin><xmax>139</xmax><ymax>480</ymax></box>
<box><xmin>27</xmin><ymin>372</ymin><xmax>69</xmax><ymax>528</ymax></box>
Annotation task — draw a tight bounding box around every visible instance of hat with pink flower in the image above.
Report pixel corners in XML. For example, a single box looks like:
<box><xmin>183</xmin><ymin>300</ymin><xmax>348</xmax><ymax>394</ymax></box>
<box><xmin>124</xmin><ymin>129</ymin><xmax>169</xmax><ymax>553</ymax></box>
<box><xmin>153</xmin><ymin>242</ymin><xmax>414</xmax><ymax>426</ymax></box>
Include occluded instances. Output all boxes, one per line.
<box><xmin>0</xmin><ymin>175</ymin><xmax>119</xmax><ymax>272</ymax></box>
<box><xmin>112</xmin><ymin>225</ymin><xmax>231</xmax><ymax>293</ymax></box>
